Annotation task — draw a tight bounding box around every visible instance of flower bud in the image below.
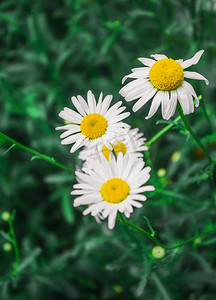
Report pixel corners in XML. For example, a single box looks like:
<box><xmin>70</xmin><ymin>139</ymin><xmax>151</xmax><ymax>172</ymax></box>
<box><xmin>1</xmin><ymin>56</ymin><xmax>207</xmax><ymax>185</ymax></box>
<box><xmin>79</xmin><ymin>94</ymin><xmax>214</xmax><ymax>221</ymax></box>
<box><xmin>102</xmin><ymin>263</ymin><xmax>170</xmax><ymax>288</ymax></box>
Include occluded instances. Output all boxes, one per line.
<box><xmin>3</xmin><ymin>242</ymin><xmax>12</xmax><ymax>252</ymax></box>
<box><xmin>171</xmin><ymin>151</ymin><xmax>181</xmax><ymax>163</ymax></box>
<box><xmin>157</xmin><ymin>168</ymin><xmax>166</xmax><ymax>177</ymax></box>
<box><xmin>152</xmin><ymin>246</ymin><xmax>166</xmax><ymax>259</ymax></box>
<box><xmin>1</xmin><ymin>212</ymin><xmax>11</xmax><ymax>222</ymax></box>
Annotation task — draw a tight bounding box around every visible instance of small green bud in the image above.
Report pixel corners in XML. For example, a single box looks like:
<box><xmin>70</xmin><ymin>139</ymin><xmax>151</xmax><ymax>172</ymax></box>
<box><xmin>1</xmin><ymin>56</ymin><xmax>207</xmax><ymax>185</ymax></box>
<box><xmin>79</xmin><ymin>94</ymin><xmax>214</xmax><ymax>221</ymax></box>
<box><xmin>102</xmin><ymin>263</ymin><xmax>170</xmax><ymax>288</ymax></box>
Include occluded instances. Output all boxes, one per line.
<box><xmin>1</xmin><ymin>211</ymin><xmax>11</xmax><ymax>221</ymax></box>
<box><xmin>3</xmin><ymin>242</ymin><xmax>12</xmax><ymax>252</ymax></box>
<box><xmin>193</xmin><ymin>237</ymin><xmax>202</xmax><ymax>246</ymax></box>
<box><xmin>157</xmin><ymin>168</ymin><xmax>166</xmax><ymax>177</ymax></box>
<box><xmin>113</xmin><ymin>284</ymin><xmax>123</xmax><ymax>293</ymax></box>
<box><xmin>152</xmin><ymin>246</ymin><xmax>166</xmax><ymax>259</ymax></box>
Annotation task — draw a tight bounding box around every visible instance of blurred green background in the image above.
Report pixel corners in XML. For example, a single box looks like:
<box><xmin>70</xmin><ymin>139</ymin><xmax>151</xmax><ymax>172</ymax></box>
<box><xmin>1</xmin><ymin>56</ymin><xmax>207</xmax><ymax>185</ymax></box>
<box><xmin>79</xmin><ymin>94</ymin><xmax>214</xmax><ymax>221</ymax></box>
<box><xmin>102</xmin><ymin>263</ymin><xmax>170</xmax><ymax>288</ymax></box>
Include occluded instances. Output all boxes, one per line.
<box><xmin>1</xmin><ymin>0</ymin><xmax>216</xmax><ymax>299</ymax></box>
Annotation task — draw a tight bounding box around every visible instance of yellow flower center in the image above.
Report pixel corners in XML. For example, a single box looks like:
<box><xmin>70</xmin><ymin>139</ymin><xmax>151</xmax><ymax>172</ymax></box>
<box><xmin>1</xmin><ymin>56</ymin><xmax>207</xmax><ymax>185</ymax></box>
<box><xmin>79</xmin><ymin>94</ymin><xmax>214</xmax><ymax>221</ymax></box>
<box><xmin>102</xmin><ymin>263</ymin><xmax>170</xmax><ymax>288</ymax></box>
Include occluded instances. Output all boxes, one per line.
<box><xmin>80</xmin><ymin>113</ymin><xmax>108</xmax><ymax>139</ymax></box>
<box><xmin>100</xmin><ymin>178</ymin><xmax>130</xmax><ymax>204</ymax></box>
<box><xmin>149</xmin><ymin>58</ymin><xmax>184</xmax><ymax>91</ymax></box>
<box><xmin>102</xmin><ymin>141</ymin><xmax>127</xmax><ymax>161</ymax></box>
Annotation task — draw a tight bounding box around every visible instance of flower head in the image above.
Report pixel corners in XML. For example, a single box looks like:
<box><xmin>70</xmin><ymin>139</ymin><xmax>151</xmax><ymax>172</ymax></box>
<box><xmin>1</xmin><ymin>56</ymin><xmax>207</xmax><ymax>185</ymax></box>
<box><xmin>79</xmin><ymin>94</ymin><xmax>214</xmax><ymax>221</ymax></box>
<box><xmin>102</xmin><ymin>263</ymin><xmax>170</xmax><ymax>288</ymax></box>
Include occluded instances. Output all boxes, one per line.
<box><xmin>119</xmin><ymin>50</ymin><xmax>209</xmax><ymax>120</ymax></box>
<box><xmin>78</xmin><ymin>127</ymin><xmax>148</xmax><ymax>164</ymax></box>
<box><xmin>71</xmin><ymin>153</ymin><xmax>155</xmax><ymax>229</ymax></box>
<box><xmin>56</xmin><ymin>91</ymin><xmax>130</xmax><ymax>153</ymax></box>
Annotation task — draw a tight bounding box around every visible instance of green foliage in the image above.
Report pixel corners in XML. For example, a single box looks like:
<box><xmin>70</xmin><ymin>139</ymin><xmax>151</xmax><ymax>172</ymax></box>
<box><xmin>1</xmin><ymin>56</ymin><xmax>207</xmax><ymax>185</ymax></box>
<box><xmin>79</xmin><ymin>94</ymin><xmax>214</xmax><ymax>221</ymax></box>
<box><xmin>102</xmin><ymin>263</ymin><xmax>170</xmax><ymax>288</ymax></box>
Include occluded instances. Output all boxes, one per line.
<box><xmin>1</xmin><ymin>0</ymin><xmax>216</xmax><ymax>299</ymax></box>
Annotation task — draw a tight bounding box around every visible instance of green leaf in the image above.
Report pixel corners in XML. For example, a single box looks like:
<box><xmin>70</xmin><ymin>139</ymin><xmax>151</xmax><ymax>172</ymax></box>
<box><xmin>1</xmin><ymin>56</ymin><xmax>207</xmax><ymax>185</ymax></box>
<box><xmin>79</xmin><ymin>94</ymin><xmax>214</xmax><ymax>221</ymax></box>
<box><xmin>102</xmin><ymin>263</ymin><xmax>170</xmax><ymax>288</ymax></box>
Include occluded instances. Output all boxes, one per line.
<box><xmin>31</xmin><ymin>155</ymin><xmax>41</xmax><ymax>161</ymax></box>
<box><xmin>61</xmin><ymin>193</ymin><xmax>75</xmax><ymax>224</ymax></box>
<box><xmin>0</xmin><ymin>231</ymin><xmax>13</xmax><ymax>243</ymax></box>
<box><xmin>18</xmin><ymin>248</ymin><xmax>42</xmax><ymax>272</ymax></box>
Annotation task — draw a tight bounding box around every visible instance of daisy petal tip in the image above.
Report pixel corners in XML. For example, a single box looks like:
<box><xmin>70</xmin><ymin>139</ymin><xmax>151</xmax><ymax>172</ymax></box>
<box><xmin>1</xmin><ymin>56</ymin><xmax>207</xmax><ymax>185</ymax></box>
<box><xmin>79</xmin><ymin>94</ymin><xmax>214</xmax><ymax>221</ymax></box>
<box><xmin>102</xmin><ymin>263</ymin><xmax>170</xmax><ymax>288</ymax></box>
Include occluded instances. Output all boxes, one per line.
<box><xmin>108</xmin><ymin>224</ymin><xmax>115</xmax><ymax>230</ymax></box>
<box><xmin>132</xmin><ymin>106</ymin><xmax>139</xmax><ymax>113</ymax></box>
<box><xmin>122</xmin><ymin>76</ymin><xmax>127</xmax><ymax>84</ymax></box>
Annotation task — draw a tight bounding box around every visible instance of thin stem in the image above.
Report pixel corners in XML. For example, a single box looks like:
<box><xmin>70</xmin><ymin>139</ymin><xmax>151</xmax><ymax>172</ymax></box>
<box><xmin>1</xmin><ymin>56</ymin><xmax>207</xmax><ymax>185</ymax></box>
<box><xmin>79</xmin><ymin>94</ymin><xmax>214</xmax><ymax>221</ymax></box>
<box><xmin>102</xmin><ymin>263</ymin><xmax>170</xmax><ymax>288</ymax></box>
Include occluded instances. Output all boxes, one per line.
<box><xmin>0</xmin><ymin>132</ymin><xmax>74</xmax><ymax>173</ymax></box>
<box><xmin>8</xmin><ymin>217</ymin><xmax>20</xmax><ymax>275</ymax></box>
<box><xmin>119</xmin><ymin>213</ymin><xmax>216</xmax><ymax>250</ymax></box>
<box><xmin>119</xmin><ymin>214</ymin><xmax>166</xmax><ymax>248</ymax></box>
<box><xmin>177</xmin><ymin>105</ymin><xmax>214</xmax><ymax>165</ymax></box>
<box><xmin>145</xmin><ymin>116</ymin><xmax>181</xmax><ymax>147</ymax></box>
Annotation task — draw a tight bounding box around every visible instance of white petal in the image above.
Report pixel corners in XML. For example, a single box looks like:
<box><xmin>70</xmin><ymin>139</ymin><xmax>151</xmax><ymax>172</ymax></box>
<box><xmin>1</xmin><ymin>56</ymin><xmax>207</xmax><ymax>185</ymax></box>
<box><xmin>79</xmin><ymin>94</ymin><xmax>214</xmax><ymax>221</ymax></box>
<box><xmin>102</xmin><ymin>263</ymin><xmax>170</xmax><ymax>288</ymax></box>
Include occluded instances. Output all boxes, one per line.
<box><xmin>145</xmin><ymin>91</ymin><xmax>162</xmax><ymax>119</ymax></box>
<box><xmin>124</xmin><ymin>81</ymin><xmax>151</xmax><ymax>102</ymax></box>
<box><xmin>102</xmin><ymin>204</ymin><xmax>114</xmax><ymax>218</ymax></box>
<box><xmin>150</xmin><ymin>54</ymin><xmax>167</xmax><ymax>60</ymax></box>
<box><xmin>109</xmin><ymin>112</ymin><xmax>130</xmax><ymax>124</ymax></box>
<box><xmin>182</xmin><ymin>81</ymin><xmax>199</xmax><ymax>107</ymax></box>
<box><xmin>108</xmin><ymin>207</ymin><xmax>118</xmax><ymax>230</ymax></box>
<box><xmin>124</xmin><ymin>211</ymin><xmax>130</xmax><ymax>218</ymax></box>
<box><xmin>73</xmin><ymin>194</ymin><xmax>101</xmax><ymax>205</ymax></box>
<box><xmin>59</xmin><ymin>125</ymin><xmax>81</xmax><ymax>138</ymax></box>
<box><xmin>87</xmin><ymin>90</ymin><xmax>97</xmax><ymax>112</ymax></box>
<box><xmin>184</xmin><ymin>71</ymin><xmax>209</xmax><ymax>85</ymax></box>
<box><xmin>71</xmin><ymin>96</ymin><xmax>86</xmax><ymax>116</ymax></box>
<box><xmin>61</xmin><ymin>132</ymin><xmax>83</xmax><ymax>145</ymax></box>
<box><xmin>138</xmin><ymin>57</ymin><xmax>156</xmax><ymax>67</ymax></box>
<box><xmin>119</xmin><ymin>79</ymin><xmax>149</xmax><ymax>97</ymax></box>
<box><xmin>99</xmin><ymin>95</ymin><xmax>113</xmax><ymax>115</ymax></box>
<box><xmin>56</xmin><ymin>124</ymin><xmax>74</xmax><ymax>131</ymax></box>
<box><xmin>70</xmin><ymin>136</ymin><xmax>86</xmax><ymax>152</ymax></box>
<box><xmin>181</xmin><ymin>50</ymin><xmax>204</xmax><ymax>69</ymax></box>
<box><xmin>95</xmin><ymin>92</ymin><xmax>103</xmax><ymax>113</ymax></box>
<box><xmin>177</xmin><ymin>86</ymin><xmax>194</xmax><ymax>115</ymax></box>
<box><xmin>128</xmin><ymin>199</ymin><xmax>143</xmax><ymax>208</ymax></box>
<box><xmin>132</xmin><ymin>87</ymin><xmax>157</xmax><ymax>112</ymax></box>
<box><xmin>103</xmin><ymin>101</ymin><xmax>123</xmax><ymax>118</ymax></box>
<box><xmin>77</xmin><ymin>95</ymin><xmax>90</xmax><ymax>114</ymax></box>
<box><xmin>91</xmin><ymin>202</ymin><xmax>107</xmax><ymax>216</ymax></box>
<box><xmin>130</xmin><ymin>194</ymin><xmax>147</xmax><ymax>201</ymax></box>
<box><xmin>131</xmin><ymin>185</ymin><xmax>155</xmax><ymax>193</ymax></box>
<box><xmin>161</xmin><ymin>91</ymin><xmax>170</xmax><ymax>120</ymax></box>
<box><xmin>122</xmin><ymin>68</ymin><xmax>150</xmax><ymax>84</ymax></box>
<box><xmin>165</xmin><ymin>90</ymin><xmax>178</xmax><ymax>119</ymax></box>
<box><xmin>59</xmin><ymin>110</ymin><xmax>81</xmax><ymax>124</ymax></box>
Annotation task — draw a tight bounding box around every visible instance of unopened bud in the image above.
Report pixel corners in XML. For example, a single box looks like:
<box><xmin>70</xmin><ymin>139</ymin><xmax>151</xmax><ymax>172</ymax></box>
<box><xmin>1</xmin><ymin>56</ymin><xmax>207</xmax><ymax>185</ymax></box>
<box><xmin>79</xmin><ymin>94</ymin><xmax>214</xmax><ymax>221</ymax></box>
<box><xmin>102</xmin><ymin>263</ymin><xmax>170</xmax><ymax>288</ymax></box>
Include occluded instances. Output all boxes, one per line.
<box><xmin>152</xmin><ymin>246</ymin><xmax>166</xmax><ymax>259</ymax></box>
<box><xmin>3</xmin><ymin>242</ymin><xmax>12</xmax><ymax>252</ymax></box>
<box><xmin>1</xmin><ymin>212</ymin><xmax>11</xmax><ymax>222</ymax></box>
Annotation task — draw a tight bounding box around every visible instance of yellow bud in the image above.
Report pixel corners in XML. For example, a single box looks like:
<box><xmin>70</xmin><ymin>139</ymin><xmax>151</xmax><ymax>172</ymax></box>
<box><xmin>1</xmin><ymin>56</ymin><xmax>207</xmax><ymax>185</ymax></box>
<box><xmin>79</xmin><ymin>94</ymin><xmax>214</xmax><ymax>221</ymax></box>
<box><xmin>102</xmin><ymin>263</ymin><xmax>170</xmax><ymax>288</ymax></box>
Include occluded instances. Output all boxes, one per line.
<box><xmin>171</xmin><ymin>151</ymin><xmax>181</xmax><ymax>163</ymax></box>
<box><xmin>113</xmin><ymin>285</ymin><xmax>123</xmax><ymax>293</ymax></box>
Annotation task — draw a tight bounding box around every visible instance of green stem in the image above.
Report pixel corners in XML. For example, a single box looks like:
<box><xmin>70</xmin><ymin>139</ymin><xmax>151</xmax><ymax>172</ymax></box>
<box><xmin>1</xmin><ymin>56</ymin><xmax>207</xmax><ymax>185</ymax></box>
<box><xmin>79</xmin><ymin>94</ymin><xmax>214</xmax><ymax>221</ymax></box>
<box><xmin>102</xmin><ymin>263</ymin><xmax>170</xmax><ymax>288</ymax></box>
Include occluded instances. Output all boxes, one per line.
<box><xmin>177</xmin><ymin>105</ymin><xmax>214</xmax><ymax>165</ymax></box>
<box><xmin>145</xmin><ymin>116</ymin><xmax>181</xmax><ymax>147</ymax></box>
<box><xmin>8</xmin><ymin>218</ymin><xmax>20</xmax><ymax>275</ymax></box>
<box><xmin>119</xmin><ymin>213</ymin><xmax>216</xmax><ymax>250</ymax></box>
<box><xmin>0</xmin><ymin>132</ymin><xmax>74</xmax><ymax>173</ymax></box>
<box><xmin>119</xmin><ymin>214</ymin><xmax>166</xmax><ymax>248</ymax></box>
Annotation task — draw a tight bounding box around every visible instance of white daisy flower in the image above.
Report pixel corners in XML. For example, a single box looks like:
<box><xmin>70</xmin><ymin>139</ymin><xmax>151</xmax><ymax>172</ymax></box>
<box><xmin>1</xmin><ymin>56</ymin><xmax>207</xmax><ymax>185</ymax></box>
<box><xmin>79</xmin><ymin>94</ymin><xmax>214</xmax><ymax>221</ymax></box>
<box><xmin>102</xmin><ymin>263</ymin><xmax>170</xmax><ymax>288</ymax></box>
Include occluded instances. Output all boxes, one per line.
<box><xmin>119</xmin><ymin>50</ymin><xmax>209</xmax><ymax>120</ymax></box>
<box><xmin>78</xmin><ymin>127</ymin><xmax>148</xmax><ymax>164</ymax></box>
<box><xmin>56</xmin><ymin>90</ymin><xmax>130</xmax><ymax>153</ymax></box>
<box><xmin>71</xmin><ymin>153</ymin><xmax>155</xmax><ymax>230</ymax></box>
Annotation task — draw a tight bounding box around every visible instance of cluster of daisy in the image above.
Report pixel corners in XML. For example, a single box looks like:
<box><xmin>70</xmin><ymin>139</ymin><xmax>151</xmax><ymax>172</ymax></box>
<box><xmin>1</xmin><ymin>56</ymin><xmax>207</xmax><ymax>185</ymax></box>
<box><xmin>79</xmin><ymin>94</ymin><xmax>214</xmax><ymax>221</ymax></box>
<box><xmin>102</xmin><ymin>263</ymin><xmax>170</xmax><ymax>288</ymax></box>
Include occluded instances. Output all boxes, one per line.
<box><xmin>56</xmin><ymin>50</ymin><xmax>208</xmax><ymax>229</ymax></box>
